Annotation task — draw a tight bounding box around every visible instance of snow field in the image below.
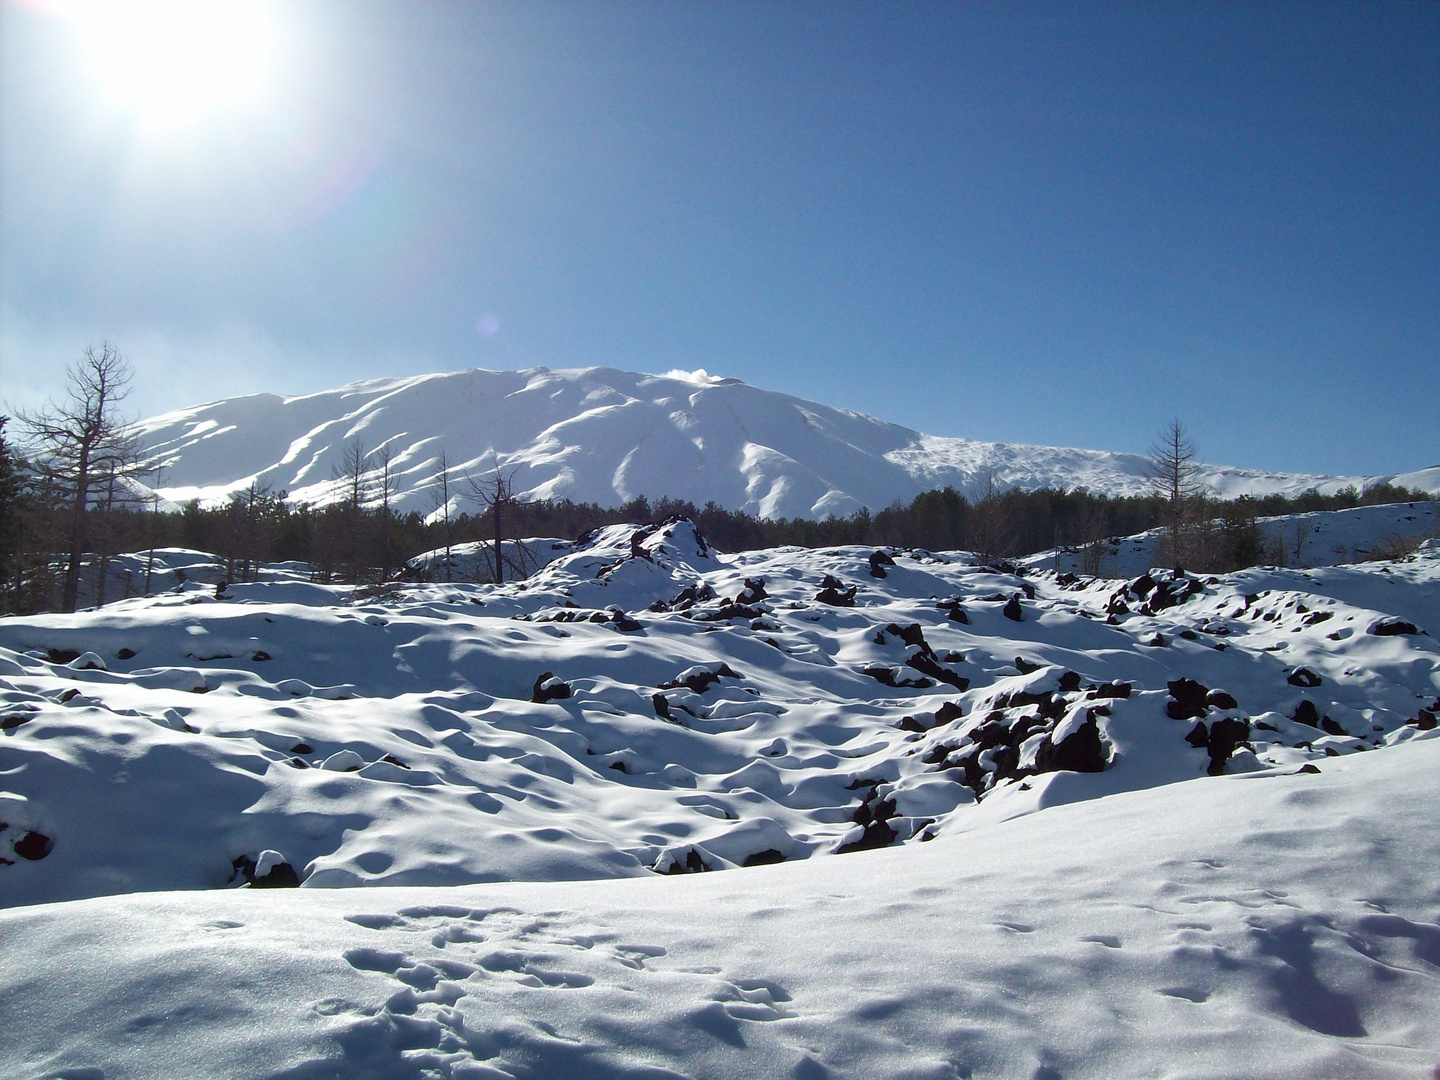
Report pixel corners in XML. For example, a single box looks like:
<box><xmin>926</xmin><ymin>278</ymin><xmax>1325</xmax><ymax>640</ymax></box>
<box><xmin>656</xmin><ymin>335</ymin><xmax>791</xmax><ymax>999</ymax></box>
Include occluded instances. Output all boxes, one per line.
<box><xmin>2</xmin><ymin>738</ymin><xmax>1438</xmax><ymax>1079</ymax></box>
<box><xmin>2</xmin><ymin>517</ymin><xmax>1439</xmax><ymax>1077</ymax></box>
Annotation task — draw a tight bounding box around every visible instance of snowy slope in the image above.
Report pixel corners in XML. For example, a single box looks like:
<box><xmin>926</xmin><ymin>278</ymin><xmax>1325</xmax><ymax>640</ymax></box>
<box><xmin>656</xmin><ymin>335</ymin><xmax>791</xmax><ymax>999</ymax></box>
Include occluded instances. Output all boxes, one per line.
<box><xmin>1025</xmin><ymin>500</ymin><xmax>1440</xmax><ymax>578</ymax></box>
<box><xmin>129</xmin><ymin>367</ymin><xmax>1432</xmax><ymax>518</ymax></box>
<box><xmin>3</xmin><ymin>520</ymin><xmax>1439</xmax><ymax>1076</ymax></box>
<box><xmin>3</xmin><ymin>519</ymin><xmax>1437</xmax><ymax>908</ymax></box>
<box><xmin>3</xmin><ymin>735</ymin><xmax>1438</xmax><ymax>1079</ymax></box>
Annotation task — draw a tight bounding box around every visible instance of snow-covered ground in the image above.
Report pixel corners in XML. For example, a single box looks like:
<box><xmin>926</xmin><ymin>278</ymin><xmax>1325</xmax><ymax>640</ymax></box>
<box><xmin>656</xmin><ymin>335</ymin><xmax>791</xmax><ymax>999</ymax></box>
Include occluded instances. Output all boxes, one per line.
<box><xmin>1025</xmin><ymin>500</ymin><xmax>1440</xmax><ymax>578</ymax></box>
<box><xmin>129</xmin><ymin>367</ymin><xmax>1439</xmax><ymax>518</ymax></box>
<box><xmin>3</xmin><ymin>519</ymin><xmax>1438</xmax><ymax>1077</ymax></box>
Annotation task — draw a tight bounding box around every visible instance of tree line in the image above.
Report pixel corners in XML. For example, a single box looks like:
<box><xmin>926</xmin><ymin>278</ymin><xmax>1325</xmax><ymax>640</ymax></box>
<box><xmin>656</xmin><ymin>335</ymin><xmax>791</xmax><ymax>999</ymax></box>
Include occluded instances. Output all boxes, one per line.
<box><xmin>1</xmin><ymin>349</ymin><xmax>1433</xmax><ymax>615</ymax></box>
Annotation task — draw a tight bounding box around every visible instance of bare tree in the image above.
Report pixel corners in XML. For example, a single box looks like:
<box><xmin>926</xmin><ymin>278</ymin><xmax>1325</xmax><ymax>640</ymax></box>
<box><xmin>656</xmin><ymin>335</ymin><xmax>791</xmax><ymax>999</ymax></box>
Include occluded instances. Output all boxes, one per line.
<box><xmin>427</xmin><ymin>449</ymin><xmax>455</xmax><ymax>582</ymax></box>
<box><xmin>967</xmin><ymin>468</ymin><xmax>1011</xmax><ymax>565</ymax></box>
<box><xmin>16</xmin><ymin>343</ymin><xmax>141</xmax><ymax>612</ymax></box>
<box><xmin>332</xmin><ymin>436</ymin><xmax>371</xmax><ymax>511</ymax></box>
<box><xmin>467</xmin><ymin>466</ymin><xmax>535</xmax><ymax>584</ymax></box>
<box><xmin>374</xmin><ymin>442</ymin><xmax>398</xmax><ymax>578</ymax></box>
<box><xmin>1147</xmin><ymin>419</ymin><xmax>1200</xmax><ymax>571</ymax></box>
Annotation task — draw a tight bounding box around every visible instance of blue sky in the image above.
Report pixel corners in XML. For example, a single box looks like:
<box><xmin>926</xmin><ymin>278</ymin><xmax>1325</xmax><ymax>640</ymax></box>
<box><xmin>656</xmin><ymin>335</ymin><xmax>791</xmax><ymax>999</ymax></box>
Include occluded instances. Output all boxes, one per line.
<box><xmin>2</xmin><ymin>0</ymin><xmax>1436</xmax><ymax>478</ymax></box>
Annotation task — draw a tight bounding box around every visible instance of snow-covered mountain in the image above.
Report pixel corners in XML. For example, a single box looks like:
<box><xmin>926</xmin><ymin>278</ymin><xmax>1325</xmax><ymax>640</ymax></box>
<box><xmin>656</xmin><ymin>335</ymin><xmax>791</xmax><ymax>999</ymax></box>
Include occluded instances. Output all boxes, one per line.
<box><xmin>131</xmin><ymin>366</ymin><xmax>1440</xmax><ymax>518</ymax></box>
<box><xmin>3</xmin><ymin>521</ymin><xmax>1439</xmax><ymax>1075</ymax></box>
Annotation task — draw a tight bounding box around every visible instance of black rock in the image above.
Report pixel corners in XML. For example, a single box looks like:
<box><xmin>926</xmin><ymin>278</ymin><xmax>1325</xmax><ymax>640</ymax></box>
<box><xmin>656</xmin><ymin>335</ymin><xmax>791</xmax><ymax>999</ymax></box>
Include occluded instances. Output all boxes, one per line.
<box><xmin>937</xmin><ymin>597</ymin><xmax>971</xmax><ymax>624</ymax></box>
<box><xmin>1412</xmin><ymin>710</ymin><xmax>1437</xmax><ymax>731</ymax></box>
<box><xmin>1</xmin><ymin>713</ymin><xmax>33</xmax><ymax>731</ymax></box>
<box><xmin>13</xmin><ymin>830</ymin><xmax>53</xmax><ymax>860</ymax></box>
<box><xmin>1036</xmin><ymin>711</ymin><xmax>1107</xmax><ymax>773</ymax></box>
<box><xmin>868</xmin><ymin>550</ymin><xmax>894</xmax><ymax>578</ymax></box>
<box><xmin>253</xmin><ymin>861</ymin><xmax>300</xmax><ymax>888</ymax></box>
<box><xmin>251</xmin><ymin>650</ymin><xmax>271</xmax><ymax>662</ymax></box>
<box><xmin>1057</xmin><ymin>671</ymin><xmax>1082</xmax><ymax>693</ymax></box>
<box><xmin>531</xmin><ymin>672</ymin><xmax>573</xmax><ymax>704</ymax></box>
<box><xmin>1088</xmin><ymin>681</ymin><xmax>1132</xmax><ymax>700</ymax></box>
<box><xmin>1287</xmin><ymin>667</ymin><xmax>1323</xmax><ymax>688</ymax></box>
<box><xmin>1185</xmin><ymin>721</ymin><xmax>1210</xmax><ymax>748</ymax></box>
<box><xmin>836</xmin><ymin>793</ymin><xmax>899</xmax><ymax>853</ymax></box>
<box><xmin>1145</xmin><ymin>633</ymin><xmax>1167</xmax><ymax>648</ymax></box>
<box><xmin>1292</xmin><ymin>700</ymin><xmax>1321</xmax><ymax>727</ymax></box>
<box><xmin>1320</xmin><ymin>716</ymin><xmax>1349</xmax><ymax>737</ymax></box>
<box><xmin>735</xmin><ymin>577</ymin><xmax>768</xmax><ymax>604</ymax></box>
<box><xmin>659</xmin><ymin>663</ymin><xmax>740</xmax><ymax>694</ymax></box>
<box><xmin>668</xmin><ymin>583</ymin><xmax>716</xmax><ymax>611</ymax></box>
<box><xmin>1368</xmin><ymin>617</ymin><xmax>1422</xmax><ymax>637</ymax></box>
<box><xmin>815</xmin><ymin>575</ymin><xmax>857</xmax><ymax>607</ymax></box>
<box><xmin>934</xmin><ymin>700</ymin><xmax>965</xmax><ymax>725</ymax></box>
<box><xmin>1205</xmin><ymin>689</ymin><xmax>1239</xmax><ymax>710</ymax></box>
<box><xmin>1015</xmin><ymin>657</ymin><xmax>1041</xmax><ymax>675</ymax></box>
<box><xmin>1165</xmin><ymin>679</ymin><xmax>1210</xmax><ymax>720</ymax></box>
<box><xmin>742</xmin><ymin>849</ymin><xmax>787</xmax><ymax>867</ymax></box>
<box><xmin>653</xmin><ymin>693</ymin><xmax>676</xmax><ymax>722</ymax></box>
<box><xmin>905</xmin><ymin>652</ymin><xmax>970</xmax><ymax>690</ymax></box>
<box><xmin>116</xmin><ymin>648</ymin><xmax>136</xmax><ymax>660</ymax></box>
<box><xmin>290</xmin><ymin>742</ymin><xmax>314</xmax><ymax>755</ymax></box>
<box><xmin>1296</xmin><ymin>763</ymin><xmax>1322</xmax><ymax>774</ymax></box>
<box><xmin>1205</xmin><ymin>717</ymin><xmax>1251</xmax><ymax>776</ymax></box>
<box><xmin>1002</xmin><ymin>597</ymin><xmax>1025</xmax><ymax>622</ymax></box>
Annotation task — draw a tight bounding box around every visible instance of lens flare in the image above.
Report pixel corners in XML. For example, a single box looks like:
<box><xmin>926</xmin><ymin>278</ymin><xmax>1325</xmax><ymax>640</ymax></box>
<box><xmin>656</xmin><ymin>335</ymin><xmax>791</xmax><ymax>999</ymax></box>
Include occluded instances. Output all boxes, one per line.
<box><xmin>61</xmin><ymin>0</ymin><xmax>275</xmax><ymax>127</ymax></box>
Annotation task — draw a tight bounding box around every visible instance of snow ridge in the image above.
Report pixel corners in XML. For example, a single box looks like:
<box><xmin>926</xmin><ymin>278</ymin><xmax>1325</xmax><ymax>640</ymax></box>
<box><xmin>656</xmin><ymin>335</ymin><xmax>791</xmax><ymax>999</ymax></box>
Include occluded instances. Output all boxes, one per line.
<box><xmin>129</xmin><ymin>366</ymin><xmax>1436</xmax><ymax>518</ymax></box>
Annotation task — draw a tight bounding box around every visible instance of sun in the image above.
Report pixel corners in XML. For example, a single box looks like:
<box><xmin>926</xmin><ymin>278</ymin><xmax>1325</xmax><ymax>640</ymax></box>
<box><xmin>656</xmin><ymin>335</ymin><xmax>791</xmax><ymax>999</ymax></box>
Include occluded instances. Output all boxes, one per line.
<box><xmin>63</xmin><ymin>0</ymin><xmax>275</xmax><ymax>127</ymax></box>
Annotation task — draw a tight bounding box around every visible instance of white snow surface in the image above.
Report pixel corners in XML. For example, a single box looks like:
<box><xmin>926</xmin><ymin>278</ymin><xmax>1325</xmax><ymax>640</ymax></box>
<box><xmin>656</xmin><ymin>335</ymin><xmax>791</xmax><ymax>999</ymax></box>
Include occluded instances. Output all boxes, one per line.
<box><xmin>128</xmin><ymin>367</ymin><xmax>1436</xmax><ymax>518</ymax></box>
<box><xmin>3</xmin><ymin>518</ymin><xmax>1440</xmax><ymax>1077</ymax></box>
<box><xmin>1025</xmin><ymin>500</ymin><xmax>1440</xmax><ymax>578</ymax></box>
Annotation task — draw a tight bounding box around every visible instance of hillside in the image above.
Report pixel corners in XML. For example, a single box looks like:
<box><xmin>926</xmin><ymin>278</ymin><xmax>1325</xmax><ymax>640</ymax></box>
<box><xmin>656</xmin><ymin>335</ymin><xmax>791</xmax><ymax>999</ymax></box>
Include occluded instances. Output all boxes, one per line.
<box><xmin>131</xmin><ymin>367</ymin><xmax>1439</xmax><ymax>519</ymax></box>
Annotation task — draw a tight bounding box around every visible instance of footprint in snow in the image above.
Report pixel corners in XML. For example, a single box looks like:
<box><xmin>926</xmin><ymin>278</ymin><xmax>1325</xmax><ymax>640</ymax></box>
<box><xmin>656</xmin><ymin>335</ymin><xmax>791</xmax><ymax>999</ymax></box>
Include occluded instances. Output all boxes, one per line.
<box><xmin>321</xmin><ymin>904</ymin><xmax>795</xmax><ymax>1076</ymax></box>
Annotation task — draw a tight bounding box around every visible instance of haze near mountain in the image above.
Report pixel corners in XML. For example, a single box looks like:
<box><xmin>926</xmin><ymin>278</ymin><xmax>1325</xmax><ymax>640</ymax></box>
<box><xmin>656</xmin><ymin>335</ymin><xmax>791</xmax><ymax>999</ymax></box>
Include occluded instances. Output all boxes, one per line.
<box><xmin>133</xmin><ymin>367</ymin><xmax>1439</xmax><ymax>519</ymax></box>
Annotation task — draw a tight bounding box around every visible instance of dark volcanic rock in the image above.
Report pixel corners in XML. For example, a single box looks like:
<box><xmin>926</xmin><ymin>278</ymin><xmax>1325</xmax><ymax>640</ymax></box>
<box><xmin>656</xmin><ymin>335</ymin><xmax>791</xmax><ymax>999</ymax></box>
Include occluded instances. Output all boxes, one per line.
<box><xmin>742</xmin><ymin>848</ymin><xmax>787</xmax><ymax>867</ymax></box>
<box><xmin>815</xmin><ymin>575</ymin><xmax>857</xmax><ymax>607</ymax></box>
<box><xmin>1205</xmin><ymin>689</ymin><xmax>1239</xmax><ymax>710</ymax></box>
<box><xmin>1292</xmin><ymin>700</ymin><xmax>1321</xmax><ymax>727</ymax></box>
<box><xmin>1002</xmin><ymin>596</ymin><xmax>1025</xmax><ymax>622</ymax></box>
<box><xmin>531</xmin><ymin>672</ymin><xmax>573</xmax><ymax>704</ymax></box>
<box><xmin>1088</xmin><ymin>681</ymin><xmax>1132</xmax><ymax>700</ymax></box>
<box><xmin>836</xmin><ymin>790</ymin><xmax>899</xmax><ymax>853</ymax></box>
<box><xmin>13</xmin><ymin>830</ymin><xmax>54</xmax><ymax>860</ymax></box>
<box><xmin>937</xmin><ymin>597</ymin><xmax>970</xmax><ymax>624</ymax></box>
<box><xmin>1205</xmin><ymin>717</ymin><xmax>1251</xmax><ymax>776</ymax></box>
<box><xmin>659</xmin><ymin>663</ymin><xmax>740</xmax><ymax>694</ymax></box>
<box><xmin>735</xmin><ymin>578</ymin><xmax>768</xmax><ymax>604</ymax></box>
<box><xmin>1165</xmin><ymin>679</ymin><xmax>1210</xmax><ymax>721</ymax></box>
<box><xmin>1035</xmin><ymin>712</ymin><xmax>1107</xmax><ymax>773</ymax></box>
<box><xmin>1287</xmin><ymin>667</ymin><xmax>1323</xmax><ymax>688</ymax></box>
<box><xmin>1368</xmin><ymin>617</ymin><xmax>1423</xmax><ymax>637</ymax></box>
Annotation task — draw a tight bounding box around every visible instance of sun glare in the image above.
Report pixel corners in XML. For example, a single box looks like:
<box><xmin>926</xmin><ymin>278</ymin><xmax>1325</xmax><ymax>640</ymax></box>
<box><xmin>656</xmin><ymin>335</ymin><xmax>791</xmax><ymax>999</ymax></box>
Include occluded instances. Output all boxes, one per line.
<box><xmin>63</xmin><ymin>0</ymin><xmax>275</xmax><ymax>126</ymax></box>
